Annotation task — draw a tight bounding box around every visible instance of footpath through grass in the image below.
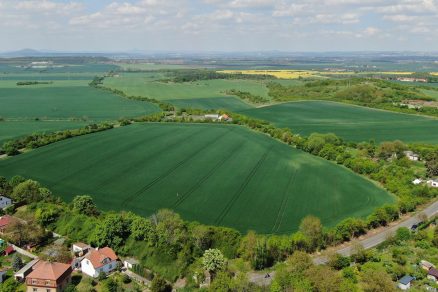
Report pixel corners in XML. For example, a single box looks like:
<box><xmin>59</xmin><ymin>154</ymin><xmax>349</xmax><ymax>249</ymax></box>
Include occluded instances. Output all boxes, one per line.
<box><xmin>0</xmin><ymin>123</ymin><xmax>394</xmax><ymax>234</ymax></box>
<box><xmin>241</xmin><ymin>100</ymin><xmax>438</xmax><ymax>144</ymax></box>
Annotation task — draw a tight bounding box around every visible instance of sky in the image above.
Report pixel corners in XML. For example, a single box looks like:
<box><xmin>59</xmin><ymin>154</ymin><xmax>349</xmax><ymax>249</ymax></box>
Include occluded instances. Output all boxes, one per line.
<box><xmin>0</xmin><ymin>0</ymin><xmax>437</xmax><ymax>52</ymax></box>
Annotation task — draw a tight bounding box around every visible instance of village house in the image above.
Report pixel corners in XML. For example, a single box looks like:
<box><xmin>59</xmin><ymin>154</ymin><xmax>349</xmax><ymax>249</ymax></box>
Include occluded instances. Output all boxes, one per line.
<box><xmin>218</xmin><ymin>114</ymin><xmax>232</xmax><ymax>122</ymax></box>
<box><xmin>81</xmin><ymin>247</ymin><xmax>119</xmax><ymax>278</ymax></box>
<box><xmin>398</xmin><ymin>275</ymin><xmax>415</xmax><ymax>290</ymax></box>
<box><xmin>0</xmin><ymin>196</ymin><xmax>12</xmax><ymax>210</ymax></box>
<box><xmin>404</xmin><ymin>151</ymin><xmax>420</xmax><ymax>161</ymax></box>
<box><xmin>72</xmin><ymin>242</ymin><xmax>91</xmax><ymax>256</ymax></box>
<box><xmin>25</xmin><ymin>261</ymin><xmax>72</xmax><ymax>292</ymax></box>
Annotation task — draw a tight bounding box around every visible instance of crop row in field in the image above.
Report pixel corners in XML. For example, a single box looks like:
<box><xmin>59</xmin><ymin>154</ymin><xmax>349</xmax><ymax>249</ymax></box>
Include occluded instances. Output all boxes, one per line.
<box><xmin>0</xmin><ymin>123</ymin><xmax>394</xmax><ymax>234</ymax></box>
<box><xmin>242</xmin><ymin>101</ymin><xmax>438</xmax><ymax>144</ymax></box>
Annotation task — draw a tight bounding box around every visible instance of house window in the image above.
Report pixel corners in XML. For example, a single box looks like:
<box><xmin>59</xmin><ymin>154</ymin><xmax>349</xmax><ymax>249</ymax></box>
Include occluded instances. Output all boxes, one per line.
<box><xmin>32</xmin><ymin>279</ymin><xmax>37</xmax><ymax>285</ymax></box>
<box><xmin>47</xmin><ymin>289</ymin><xmax>51</xmax><ymax>292</ymax></box>
<box><xmin>109</xmin><ymin>264</ymin><xmax>112</xmax><ymax>269</ymax></box>
<box><xmin>46</xmin><ymin>280</ymin><xmax>50</xmax><ymax>285</ymax></box>
<box><xmin>33</xmin><ymin>289</ymin><xmax>37</xmax><ymax>292</ymax></box>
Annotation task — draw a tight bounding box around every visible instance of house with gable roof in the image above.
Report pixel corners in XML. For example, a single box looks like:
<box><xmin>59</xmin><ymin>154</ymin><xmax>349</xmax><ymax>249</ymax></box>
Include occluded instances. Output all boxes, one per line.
<box><xmin>80</xmin><ymin>247</ymin><xmax>119</xmax><ymax>278</ymax></box>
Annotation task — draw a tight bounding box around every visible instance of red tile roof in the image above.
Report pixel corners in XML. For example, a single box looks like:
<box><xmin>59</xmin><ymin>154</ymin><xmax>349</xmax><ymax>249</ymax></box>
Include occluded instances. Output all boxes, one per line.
<box><xmin>4</xmin><ymin>245</ymin><xmax>14</xmax><ymax>255</ymax></box>
<box><xmin>26</xmin><ymin>261</ymin><xmax>71</xmax><ymax>281</ymax></box>
<box><xmin>0</xmin><ymin>215</ymin><xmax>12</xmax><ymax>228</ymax></box>
<box><xmin>85</xmin><ymin>247</ymin><xmax>118</xmax><ymax>269</ymax></box>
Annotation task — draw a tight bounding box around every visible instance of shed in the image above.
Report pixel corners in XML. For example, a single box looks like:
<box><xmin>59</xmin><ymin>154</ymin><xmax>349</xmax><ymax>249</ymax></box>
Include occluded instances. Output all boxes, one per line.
<box><xmin>123</xmin><ymin>258</ymin><xmax>139</xmax><ymax>270</ymax></box>
<box><xmin>412</xmin><ymin>178</ymin><xmax>423</xmax><ymax>185</ymax></box>
<box><xmin>421</xmin><ymin>260</ymin><xmax>435</xmax><ymax>271</ymax></box>
<box><xmin>398</xmin><ymin>275</ymin><xmax>414</xmax><ymax>290</ymax></box>
<box><xmin>428</xmin><ymin>268</ymin><xmax>438</xmax><ymax>282</ymax></box>
<box><xmin>14</xmin><ymin>258</ymin><xmax>40</xmax><ymax>281</ymax></box>
<box><xmin>4</xmin><ymin>245</ymin><xmax>14</xmax><ymax>256</ymax></box>
<box><xmin>72</xmin><ymin>242</ymin><xmax>91</xmax><ymax>256</ymax></box>
<box><xmin>427</xmin><ymin>179</ymin><xmax>438</xmax><ymax>188</ymax></box>
<box><xmin>0</xmin><ymin>269</ymin><xmax>7</xmax><ymax>283</ymax></box>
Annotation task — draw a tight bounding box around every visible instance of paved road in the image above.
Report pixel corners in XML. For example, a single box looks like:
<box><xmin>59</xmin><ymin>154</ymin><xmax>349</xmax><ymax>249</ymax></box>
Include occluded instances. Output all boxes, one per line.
<box><xmin>249</xmin><ymin>199</ymin><xmax>438</xmax><ymax>285</ymax></box>
<box><xmin>314</xmin><ymin>199</ymin><xmax>438</xmax><ymax>264</ymax></box>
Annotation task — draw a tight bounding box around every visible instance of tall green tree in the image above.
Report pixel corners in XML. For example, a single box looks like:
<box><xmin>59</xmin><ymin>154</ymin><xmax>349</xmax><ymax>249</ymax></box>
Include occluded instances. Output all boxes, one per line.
<box><xmin>299</xmin><ymin>215</ymin><xmax>324</xmax><ymax>250</ymax></box>
<box><xmin>202</xmin><ymin>249</ymin><xmax>227</xmax><ymax>278</ymax></box>
<box><xmin>72</xmin><ymin>195</ymin><xmax>99</xmax><ymax>216</ymax></box>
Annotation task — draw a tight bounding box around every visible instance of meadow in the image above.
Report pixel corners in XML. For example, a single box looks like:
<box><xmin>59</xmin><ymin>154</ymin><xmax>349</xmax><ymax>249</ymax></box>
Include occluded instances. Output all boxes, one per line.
<box><xmin>242</xmin><ymin>101</ymin><xmax>438</xmax><ymax>144</ymax></box>
<box><xmin>0</xmin><ymin>123</ymin><xmax>394</xmax><ymax>234</ymax></box>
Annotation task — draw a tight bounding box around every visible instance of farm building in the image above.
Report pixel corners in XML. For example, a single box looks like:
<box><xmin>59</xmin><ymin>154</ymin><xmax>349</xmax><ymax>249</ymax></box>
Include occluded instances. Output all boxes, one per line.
<box><xmin>25</xmin><ymin>261</ymin><xmax>72</xmax><ymax>292</ymax></box>
<box><xmin>218</xmin><ymin>114</ymin><xmax>232</xmax><ymax>122</ymax></box>
<box><xmin>398</xmin><ymin>275</ymin><xmax>415</xmax><ymax>290</ymax></box>
<box><xmin>0</xmin><ymin>196</ymin><xmax>12</xmax><ymax>210</ymax></box>
<box><xmin>204</xmin><ymin>114</ymin><xmax>220</xmax><ymax>120</ymax></box>
<box><xmin>81</xmin><ymin>247</ymin><xmax>119</xmax><ymax>278</ymax></box>
<box><xmin>404</xmin><ymin>151</ymin><xmax>420</xmax><ymax>161</ymax></box>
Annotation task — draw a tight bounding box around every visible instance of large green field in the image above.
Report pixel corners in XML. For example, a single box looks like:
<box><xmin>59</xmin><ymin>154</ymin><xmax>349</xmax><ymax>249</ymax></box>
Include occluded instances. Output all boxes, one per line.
<box><xmin>103</xmin><ymin>72</ymin><xmax>273</xmax><ymax>110</ymax></box>
<box><xmin>242</xmin><ymin>101</ymin><xmax>438</xmax><ymax>144</ymax></box>
<box><xmin>0</xmin><ymin>86</ymin><xmax>159</xmax><ymax>121</ymax></box>
<box><xmin>0</xmin><ymin>77</ymin><xmax>160</xmax><ymax>144</ymax></box>
<box><xmin>0</xmin><ymin>120</ymin><xmax>89</xmax><ymax>145</ymax></box>
<box><xmin>0</xmin><ymin>123</ymin><xmax>393</xmax><ymax>234</ymax></box>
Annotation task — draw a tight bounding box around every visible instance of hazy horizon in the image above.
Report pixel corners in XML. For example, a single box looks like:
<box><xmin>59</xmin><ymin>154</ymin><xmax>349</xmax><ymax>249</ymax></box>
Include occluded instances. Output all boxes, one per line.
<box><xmin>1</xmin><ymin>0</ymin><xmax>438</xmax><ymax>52</ymax></box>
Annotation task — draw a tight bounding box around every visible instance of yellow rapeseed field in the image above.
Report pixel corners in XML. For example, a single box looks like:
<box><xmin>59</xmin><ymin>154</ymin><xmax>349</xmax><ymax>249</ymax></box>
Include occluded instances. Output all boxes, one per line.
<box><xmin>219</xmin><ymin>70</ymin><xmax>418</xmax><ymax>79</ymax></box>
<box><xmin>219</xmin><ymin>70</ymin><xmax>319</xmax><ymax>79</ymax></box>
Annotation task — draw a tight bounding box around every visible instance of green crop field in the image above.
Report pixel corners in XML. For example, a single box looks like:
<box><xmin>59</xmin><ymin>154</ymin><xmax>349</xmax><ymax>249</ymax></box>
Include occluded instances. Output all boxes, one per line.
<box><xmin>103</xmin><ymin>73</ymin><xmax>275</xmax><ymax>110</ymax></box>
<box><xmin>0</xmin><ymin>86</ymin><xmax>159</xmax><ymax>121</ymax></box>
<box><xmin>0</xmin><ymin>123</ymin><xmax>393</xmax><ymax>234</ymax></box>
<box><xmin>0</xmin><ymin>120</ymin><xmax>89</xmax><ymax>145</ymax></box>
<box><xmin>242</xmin><ymin>101</ymin><xmax>438</xmax><ymax>144</ymax></box>
<box><xmin>0</xmin><ymin>72</ymin><xmax>160</xmax><ymax>143</ymax></box>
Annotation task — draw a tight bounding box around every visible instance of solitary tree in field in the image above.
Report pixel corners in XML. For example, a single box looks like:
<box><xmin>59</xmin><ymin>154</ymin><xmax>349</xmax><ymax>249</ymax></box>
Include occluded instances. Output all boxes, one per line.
<box><xmin>202</xmin><ymin>249</ymin><xmax>227</xmax><ymax>279</ymax></box>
